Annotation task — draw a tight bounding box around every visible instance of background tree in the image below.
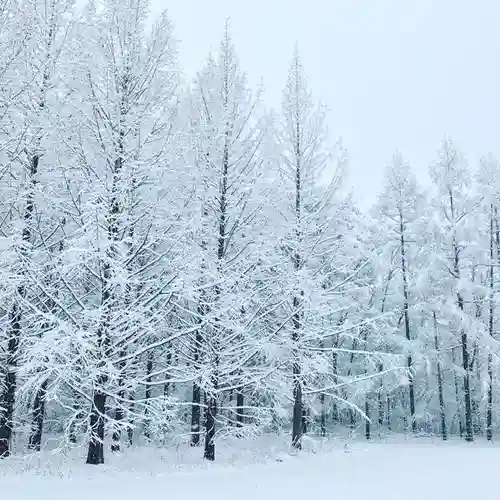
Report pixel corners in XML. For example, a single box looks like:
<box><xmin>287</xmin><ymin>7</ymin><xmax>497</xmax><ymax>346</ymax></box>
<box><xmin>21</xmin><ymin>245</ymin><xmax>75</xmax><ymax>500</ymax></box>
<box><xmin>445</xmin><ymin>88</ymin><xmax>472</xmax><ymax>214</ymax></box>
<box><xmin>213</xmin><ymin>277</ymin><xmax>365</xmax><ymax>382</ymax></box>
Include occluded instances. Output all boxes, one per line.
<box><xmin>429</xmin><ymin>138</ymin><xmax>476</xmax><ymax>442</ymax></box>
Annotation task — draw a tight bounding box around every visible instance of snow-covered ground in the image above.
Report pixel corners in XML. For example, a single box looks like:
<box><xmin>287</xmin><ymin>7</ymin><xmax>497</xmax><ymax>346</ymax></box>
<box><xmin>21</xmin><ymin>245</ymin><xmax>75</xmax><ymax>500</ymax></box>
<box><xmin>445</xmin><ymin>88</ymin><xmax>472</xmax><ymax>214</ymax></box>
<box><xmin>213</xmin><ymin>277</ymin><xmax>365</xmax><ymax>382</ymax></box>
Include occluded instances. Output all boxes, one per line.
<box><xmin>1</xmin><ymin>435</ymin><xmax>497</xmax><ymax>499</ymax></box>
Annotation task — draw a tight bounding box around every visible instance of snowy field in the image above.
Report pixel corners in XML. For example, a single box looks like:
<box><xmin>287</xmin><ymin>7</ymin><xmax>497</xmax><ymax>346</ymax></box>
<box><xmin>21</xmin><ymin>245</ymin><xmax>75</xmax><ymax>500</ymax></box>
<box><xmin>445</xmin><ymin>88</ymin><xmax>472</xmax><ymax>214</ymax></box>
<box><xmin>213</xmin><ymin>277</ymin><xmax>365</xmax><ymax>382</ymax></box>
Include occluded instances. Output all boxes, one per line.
<box><xmin>1</xmin><ymin>435</ymin><xmax>497</xmax><ymax>500</ymax></box>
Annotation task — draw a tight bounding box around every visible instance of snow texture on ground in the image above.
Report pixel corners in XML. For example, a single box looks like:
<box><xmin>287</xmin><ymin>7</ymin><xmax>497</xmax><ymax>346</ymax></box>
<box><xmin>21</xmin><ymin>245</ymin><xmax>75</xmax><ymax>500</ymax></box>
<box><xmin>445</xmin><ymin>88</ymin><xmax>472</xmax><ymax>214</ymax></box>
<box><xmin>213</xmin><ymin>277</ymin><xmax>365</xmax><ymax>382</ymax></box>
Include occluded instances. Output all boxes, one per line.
<box><xmin>1</xmin><ymin>435</ymin><xmax>497</xmax><ymax>499</ymax></box>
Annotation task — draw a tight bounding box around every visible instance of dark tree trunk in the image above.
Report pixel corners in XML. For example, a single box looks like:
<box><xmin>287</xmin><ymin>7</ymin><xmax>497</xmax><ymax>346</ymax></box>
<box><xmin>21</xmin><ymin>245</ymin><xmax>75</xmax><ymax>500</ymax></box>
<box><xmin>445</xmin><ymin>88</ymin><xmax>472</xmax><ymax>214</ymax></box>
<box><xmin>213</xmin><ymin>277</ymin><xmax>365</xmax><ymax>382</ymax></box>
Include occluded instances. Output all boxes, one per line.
<box><xmin>28</xmin><ymin>379</ymin><xmax>48</xmax><ymax>452</ymax></box>
<box><xmin>452</xmin><ymin>348</ymin><xmax>464</xmax><ymax>437</ymax></box>
<box><xmin>365</xmin><ymin>398</ymin><xmax>371</xmax><ymax>440</ymax></box>
<box><xmin>202</xmin><ymin>98</ymin><xmax>228</xmax><ymax>460</ymax></box>
<box><xmin>301</xmin><ymin>406</ymin><xmax>307</xmax><ymax>435</ymax></box>
<box><xmin>69</xmin><ymin>400</ymin><xmax>83</xmax><ymax>445</ymax></box>
<box><xmin>433</xmin><ymin>313</ymin><xmax>447</xmax><ymax>441</ymax></box>
<box><xmin>69</xmin><ymin>424</ymin><xmax>77</xmax><ymax>445</ymax></box>
<box><xmin>448</xmin><ymin>190</ymin><xmax>473</xmax><ymax>442</ymax></box>
<box><xmin>111</xmin><ymin>347</ymin><xmax>128</xmax><ymax>453</ymax></box>
<box><xmin>143</xmin><ymin>351</ymin><xmax>154</xmax><ymax>441</ymax></box>
<box><xmin>472</xmin><ymin>399</ymin><xmax>481</xmax><ymax>436</ymax></box>
<box><xmin>204</xmin><ymin>392</ymin><xmax>217</xmax><ymax>461</ymax></box>
<box><xmin>190</xmin><ymin>382</ymin><xmax>202</xmax><ymax>446</ymax></box>
<box><xmin>399</xmin><ymin>210</ymin><xmax>416</xmax><ymax>433</ymax></box>
<box><xmin>346</xmin><ymin>338</ymin><xmax>358</xmax><ymax>432</ymax></box>
<box><xmin>461</xmin><ymin>327</ymin><xmax>474</xmax><ymax>442</ymax></box>
<box><xmin>0</xmin><ymin>192</ymin><xmax>37</xmax><ymax>457</ymax></box>
<box><xmin>111</xmin><ymin>407</ymin><xmax>123</xmax><ymax>453</ymax></box>
<box><xmin>292</xmin><ymin>374</ymin><xmax>303</xmax><ymax>449</ymax></box>
<box><xmin>0</xmin><ymin>300</ymin><xmax>22</xmax><ymax>458</ymax></box>
<box><xmin>85</xmin><ymin>75</ymin><xmax>127</xmax><ymax>465</ymax></box>
<box><xmin>163</xmin><ymin>349</ymin><xmax>172</xmax><ymax>398</ymax></box>
<box><xmin>378</xmin><ymin>363</ymin><xmax>384</xmax><ymax>430</ymax></box>
<box><xmin>319</xmin><ymin>392</ymin><xmax>326</xmax><ymax>437</ymax></box>
<box><xmin>331</xmin><ymin>345</ymin><xmax>339</xmax><ymax>426</ymax></box>
<box><xmin>236</xmin><ymin>391</ymin><xmax>244</xmax><ymax>428</ymax></box>
<box><xmin>332</xmin><ymin>401</ymin><xmax>339</xmax><ymax>426</ymax></box>
<box><xmin>387</xmin><ymin>395</ymin><xmax>392</xmax><ymax>432</ymax></box>
<box><xmin>487</xmin><ymin>204</ymin><xmax>495</xmax><ymax>441</ymax></box>
<box><xmin>291</xmin><ymin>297</ymin><xmax>303</xmax><ymax>450</ymax></box>
<box><xmin>85</xmin><ymin>259</ymin><xmax>112</xmax><ymax>464</ymax></box>
<box><xmin>86</xmin><ymin>280</ymin><xmax>112</xmax><ymax>464</ymax></box>
<box><xmin>127</xmin><ymin>399</ymin><xmax>134</xmax><ymax>447</ymax></box>
<box><xmin>349</xmin><ymin>408</ymin><xmax>356</xmax><ymax>430</ymax></box>
<box><xmin>375</xmin><ymin>274</ymin><xmax>392</xmax><ymax>434</ymax></box>
<box><xmin>86</xmin><ymin>388</ymin><xmax>106</xmax><ymax>465</ymax></box>
<box><xmin>290</xmin><ymin>62</ymin><xmax>304</xmax><ymax>451</ymax></box>
<box><xmin>190</xmin><ymin>328</ymin><xmax>203</xmax><ymax>446</ymax></box>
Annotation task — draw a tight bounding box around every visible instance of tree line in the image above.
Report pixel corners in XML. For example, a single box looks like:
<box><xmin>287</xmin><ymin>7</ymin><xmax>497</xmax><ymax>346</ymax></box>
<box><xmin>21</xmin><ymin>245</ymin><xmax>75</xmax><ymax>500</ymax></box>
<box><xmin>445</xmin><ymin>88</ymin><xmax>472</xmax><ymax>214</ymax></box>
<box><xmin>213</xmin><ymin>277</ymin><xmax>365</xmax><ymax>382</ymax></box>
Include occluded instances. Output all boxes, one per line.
<box><xmin>0</xmin><ymin>0</ymin><xmax>498</xmax><ymax>466</ymax></box>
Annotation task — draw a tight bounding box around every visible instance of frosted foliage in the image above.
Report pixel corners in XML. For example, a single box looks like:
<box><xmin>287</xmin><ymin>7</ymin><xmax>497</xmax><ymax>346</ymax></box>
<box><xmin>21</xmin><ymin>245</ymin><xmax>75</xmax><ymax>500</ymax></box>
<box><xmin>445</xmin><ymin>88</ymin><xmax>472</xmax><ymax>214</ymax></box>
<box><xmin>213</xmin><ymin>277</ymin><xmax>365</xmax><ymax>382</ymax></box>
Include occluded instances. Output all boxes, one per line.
<box><xmin>0</xmin><ymin>0</ymin><xmax>496</xmax><ymax>471</ymax></box>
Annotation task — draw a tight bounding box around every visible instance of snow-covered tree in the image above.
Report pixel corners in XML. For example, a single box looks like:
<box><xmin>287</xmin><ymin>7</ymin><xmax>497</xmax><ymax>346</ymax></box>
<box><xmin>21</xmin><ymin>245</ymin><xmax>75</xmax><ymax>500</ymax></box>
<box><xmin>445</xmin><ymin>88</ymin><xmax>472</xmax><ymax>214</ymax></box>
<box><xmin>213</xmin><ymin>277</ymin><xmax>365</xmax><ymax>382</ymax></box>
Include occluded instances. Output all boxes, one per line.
<box><xmin>271</xmin><ymin>47</ymin><xmax>387</xmax><ymax>448</ymax></box>
<box><xmin>0</xmin><ymin>0</ymin><xmax>76</xmax><ymax>458</ymax></box>
<box><xmin>429</xmin><ymin>138</ymin><xmax>476</xmax><ymax>442</ymax></box>
<box><xmin>373</xmin><ymin>152</ymin><xmax>426</xmax><ymax>432</ymax></box>
<box><xmin>20</xmin><ymin>0</ymin><xmax>182</xmax><ymax>464</ymax></box>
<box><xmin>185</xmin><ymin>24</ymin><xmax>269</xmax><ymax>461</ymax></box>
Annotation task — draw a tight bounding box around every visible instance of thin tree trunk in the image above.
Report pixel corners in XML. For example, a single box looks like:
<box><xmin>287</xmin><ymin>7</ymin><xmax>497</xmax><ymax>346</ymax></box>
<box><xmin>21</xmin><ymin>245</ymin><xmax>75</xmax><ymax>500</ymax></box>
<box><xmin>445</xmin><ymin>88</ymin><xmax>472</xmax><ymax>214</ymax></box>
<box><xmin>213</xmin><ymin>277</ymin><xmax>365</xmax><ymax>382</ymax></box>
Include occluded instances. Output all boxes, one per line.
<box><xmin>378</xmin><ymin>363</ymin><xmax>384</xmax><ymax>430</ymax></box>
<box><xmin>346</xmin><ymin>337</ymin><xmax>358</xmax><ymax>431</ymax></box>
<box><xmin>190</xmin><ymin>325</ymin><xmax>203</xmax><ymax>446</ymax></box>
<box><xmin>143</xmin><ymin>351</ymin><xmax>154</xmax><ymax>441</ymax></box>
<box><xmin>433</xmin><ymin>312</ymin><xmax>447</xmax><ymax>441</ymax></box>
<box><xmin>190</xmin><ymin>381</ymin><xmax>202</xmax><ymax>446</ymax></box>
<box><xmin>28</xmin><ymin>379</ymin><xmax>48</xmax><ymax>452</ymax></box>
<box><xmin>0</xmin><ymin>300</ymin><xmax>22</xmax><ymax>458</ymax></box>
<box><xmin>127</xmin><ymin>396</ymin><xmax>134</xmax><ymax>447</ymax></box>
<box><xmin>163</xmin><ymin>349</ymin><xmax>172</xmax><ymax>398</ymax></box>
<box><xmin>290</xmin><ymin>55</ymin><xmax>304</xmax><ymax>451</ymax></box>
<box><xmin>399</xmin><ymin>209</ymin><xmax>416</xmax><ymax>433</ymax></box>
<box><xmin>365</xmin><ymin>398</ymin><xmax>371</xmax><ymax>440</ymax></box>
<box><xmin>448</xmin><ymin>189</ymin><xmax>473</xmax><ymax>442</ymax></box>
<box><xmin>236</xmin><ymin>391</ymin><xmax>244</xmax><ymax>428</ymax></box>
<box><xmin>204</xmin><ymin>385</ymin><xmax>217</xmax><ymax>461</ymax></box>
<box><xmin>69</xmin><ymin>422</ymin><xmax>77</xmax><ymax>445</ymax></box>
<box><xmin>301</xmin><ymin>405</ymin><xmax>308</xmax><ymax>435</ymax></box>
<box><xmin>387</xmin><ymin>395</ymin><xmax>392</xmax><ymax>431</ymax></box>
<box><xmin>460</xmin><ymin>308</ymin><xmax>473</xmax><ymax>440</ymax></box>
<box><xmin>69</xmin><ymin>398</ymin><xmax>83</xmax><ymax>445</ymax></box>
<box><xmin>320</xmin><ymin>392</ymin><xmax>326</xmax><ymax>437</ymax></box>
<box><xmin>111</xmin><ymin>350</ymin><xmax>127</xmax><ymax>453</ymax></box>
<box><xmin>452</xmin><ymin>347</ymin><xmax>464</xmax><ymax>437</ymax></box>
<box><xmin>331</xmin><ymin>332</ymin><xmax>340</xmax><ymax>426</ymax></box>
<box><xmin>292</xmin><ymin>297</ymin><xmax>303</xmax><ymax>449</ymax></box>
<box><xmin>376</xmin><ymin>271</ymin><xmax>391</xmax><ymax>434</ymax></box>
<box><xmin>487</xmin><ymin>204</ymin><xmax>494</xmax><ymax>440</ymax></box>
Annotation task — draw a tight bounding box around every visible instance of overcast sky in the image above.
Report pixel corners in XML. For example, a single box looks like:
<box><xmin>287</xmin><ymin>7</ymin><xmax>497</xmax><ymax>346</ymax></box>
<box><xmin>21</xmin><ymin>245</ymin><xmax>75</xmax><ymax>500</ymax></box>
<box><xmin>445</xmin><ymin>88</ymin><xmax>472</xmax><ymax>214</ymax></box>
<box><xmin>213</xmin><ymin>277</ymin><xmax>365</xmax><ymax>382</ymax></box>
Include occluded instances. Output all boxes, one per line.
<box><xmin>151</xmin><ymin>0</ymin><xmax>500</xmax><ymax>208</ymax></box>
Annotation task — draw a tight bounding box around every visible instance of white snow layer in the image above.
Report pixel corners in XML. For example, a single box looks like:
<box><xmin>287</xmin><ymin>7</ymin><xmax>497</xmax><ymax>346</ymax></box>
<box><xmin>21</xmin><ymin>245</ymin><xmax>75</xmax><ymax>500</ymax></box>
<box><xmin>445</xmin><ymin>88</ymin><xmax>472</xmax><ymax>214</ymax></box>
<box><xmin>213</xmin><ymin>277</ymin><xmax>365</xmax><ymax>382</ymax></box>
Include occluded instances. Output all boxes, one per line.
<box><xmin>1</xmin><ymin>436</ymin><xmax>496</xmax><ymax>500</ymax></box>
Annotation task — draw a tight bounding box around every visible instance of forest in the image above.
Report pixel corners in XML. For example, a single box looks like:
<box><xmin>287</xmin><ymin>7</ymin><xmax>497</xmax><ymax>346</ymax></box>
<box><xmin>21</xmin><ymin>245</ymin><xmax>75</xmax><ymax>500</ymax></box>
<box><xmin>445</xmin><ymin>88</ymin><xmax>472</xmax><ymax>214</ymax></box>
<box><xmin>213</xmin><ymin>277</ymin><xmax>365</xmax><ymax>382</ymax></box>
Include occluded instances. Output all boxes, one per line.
<box><xmin>0</xmin><ymin>0</ymin><xmax>498</xmax><ymax>468</ymax></box>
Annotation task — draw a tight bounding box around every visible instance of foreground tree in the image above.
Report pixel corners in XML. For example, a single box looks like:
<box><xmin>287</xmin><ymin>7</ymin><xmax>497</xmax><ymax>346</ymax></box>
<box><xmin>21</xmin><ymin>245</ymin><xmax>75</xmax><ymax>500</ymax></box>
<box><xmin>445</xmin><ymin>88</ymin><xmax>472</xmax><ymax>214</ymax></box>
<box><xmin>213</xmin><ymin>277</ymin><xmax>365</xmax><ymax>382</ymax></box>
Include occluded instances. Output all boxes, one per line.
<box><xmin>187</xmin><ymin>24</ymin><xmax>267</xmax><ymax>461</ymax></box>
<box><xmin>22</xmin><ymin>0</ymin><xmax>182</xmax><ymax>464</ymax></box>
<box><xmin>0</xmin><ymin>0</ymin><xmax>75</xmax><ymax>457</ymax></box>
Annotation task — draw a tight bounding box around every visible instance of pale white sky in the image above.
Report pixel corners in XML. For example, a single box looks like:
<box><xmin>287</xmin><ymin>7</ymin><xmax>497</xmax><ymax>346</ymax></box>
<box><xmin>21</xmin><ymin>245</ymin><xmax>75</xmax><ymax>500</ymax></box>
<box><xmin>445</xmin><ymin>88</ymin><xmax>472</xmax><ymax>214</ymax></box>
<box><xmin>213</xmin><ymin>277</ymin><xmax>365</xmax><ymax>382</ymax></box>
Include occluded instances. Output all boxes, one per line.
<box><xmin>152</xmin><ymin>0</ymin><xmax>500</xmax><ymax>207</ymax></box>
